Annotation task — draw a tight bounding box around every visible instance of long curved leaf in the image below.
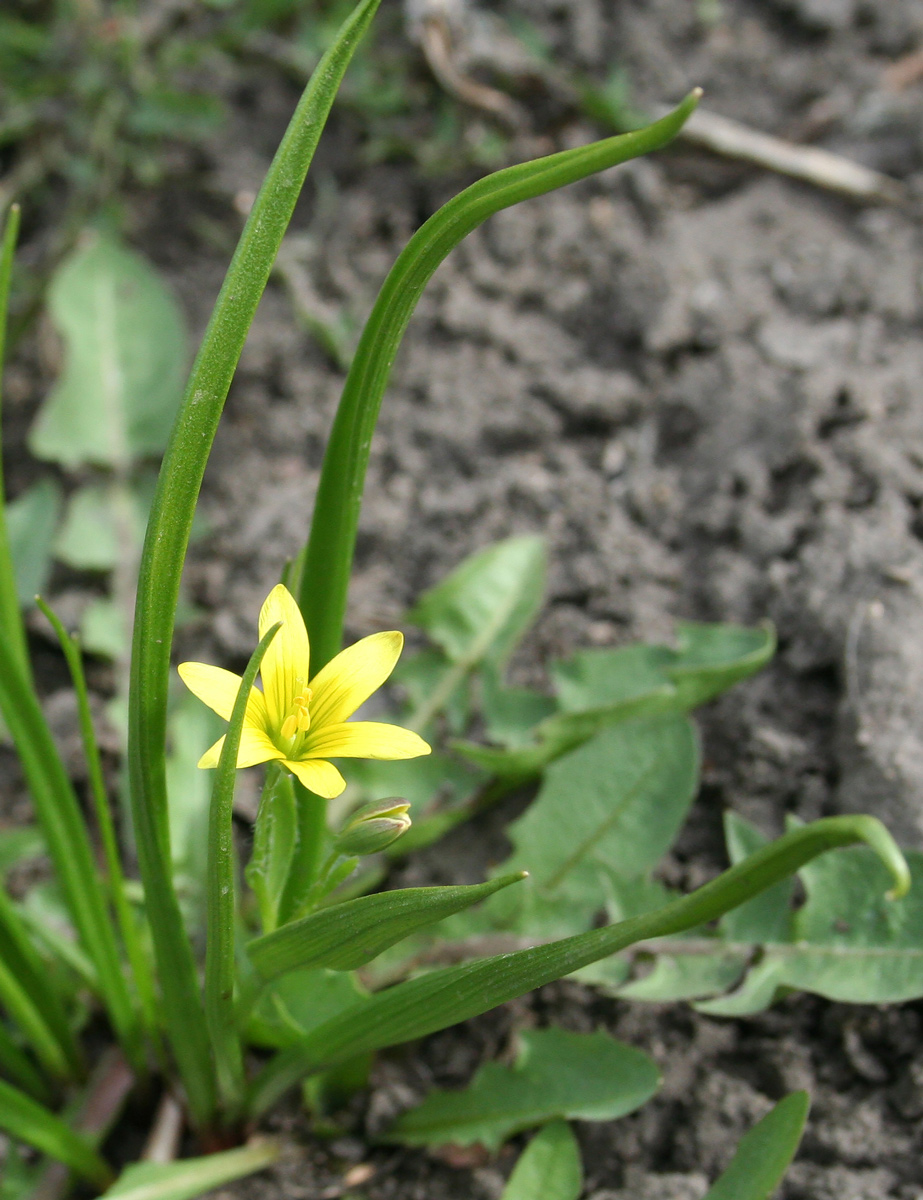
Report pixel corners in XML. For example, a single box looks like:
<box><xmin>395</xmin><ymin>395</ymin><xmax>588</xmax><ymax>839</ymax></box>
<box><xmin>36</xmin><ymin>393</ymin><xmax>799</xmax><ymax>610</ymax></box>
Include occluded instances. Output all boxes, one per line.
<box><xmin>246</xmin><ymin>814</ymin><xmax>907</xmax><ymax>1115</ymax></box>
<box><xmin>300</xmin><ymin>90</ymin><xmax>702</xmax><ymax>670</ymax></box>
<box><xmin>249</xmin><ymin>872</ymin><xmax>526</xmax><ymax>979</ymax></box>
<box><xmin>125</xmin><ymin>0</ymin><xmax>381</xmax><ymax>1126</ymax></box>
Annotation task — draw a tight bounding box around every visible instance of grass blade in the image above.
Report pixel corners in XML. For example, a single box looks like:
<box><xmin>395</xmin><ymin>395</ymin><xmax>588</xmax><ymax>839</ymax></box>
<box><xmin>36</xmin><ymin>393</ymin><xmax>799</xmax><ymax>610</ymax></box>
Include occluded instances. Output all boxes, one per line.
<box><xmin>125</xmin><ymin>0</ymin><xmax>381</xmax><ymax>1126</ymax></box>
<box><xmin>206</xmin><ymin>622</ymin><xmax>280</xmax><ymax>1116</ymax></box>
<box><xmin>249</xmin><ymin>872</ymin><xmax>526</xmax><ymax>979</ymax></box>
<box><xmin>0</xmin><ymin>1077</ymin><xmax>114</xmax><ymax>1190</ymax></box>
<box><xmin>246</xmin><ymin>814</ymin><xmax>907</xmax><ymax>1115</ymax></box>
<box><xmin>99</xmin><ymin>1139</ymin><xmax>279</xmax><ymax>1200</ymax></box>
<box><xmin>37</xmin><ymin>597</ymin><xmax>156</xmax><ymax>1070</ymax></box>
<box><xmin>0</xmin><ymin>625</ymin><xmax>138</xmax><ymax>1065</ymax></box>
<box><xmin>299</xmin><ymin>91</ymin><xmax>701</xmax><ymax>670</ymax></box>
<box><xmin>0</xmin><ymin>204</ymin><xmax>30</xmax><ymax>681</ymax></box>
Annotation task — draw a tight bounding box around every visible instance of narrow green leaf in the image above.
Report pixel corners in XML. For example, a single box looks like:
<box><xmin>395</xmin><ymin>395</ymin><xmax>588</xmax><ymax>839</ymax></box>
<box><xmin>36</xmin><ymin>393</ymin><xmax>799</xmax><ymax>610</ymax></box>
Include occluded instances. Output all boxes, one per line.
<box><xmin>300</xmin><ymin>92</ymin><xmax>702</xmax><ymax>671</ymax></box>
<box><xmin>0</xmin><ymin>626</ymin><xmax>138</xmax><ymax>1061</ymax></box>
<box><xmin>249</xmin><ymin>872</ymin><xmax>526</xmax><ymax>980</ymax></box>
<box><xmin>501</xmin><ymin>1120</ymin><xmax>582</xmax><ymax>1200</ymax></box>
<box><xmin>127</xmin><ymin>0</ymin><xmax>382</xmax><ymax>1126</ymax></box>
<box><xmin>6</xmin><ymin>478</ymin><xmax>61</xmax><ymax>609</ymax></box>
<box><xmin>385</xmin><ymin>1028</ymin><xmax>658</xmax><ymax>1150</ymax></box>
<box><xmin>0</xmin><ymin>1018</ymin><xmax>51</xmax><ymax>1103</ymax></box>
<box><xmin>670</xmin><ymin>621</ymin><xmax>776</xmax><ymax>710</ymax></box>
<box><xmin>28</xmin><ymin>233</ymin><xmax>186</xmax><ymax>470</ymax></box>
<box><xmin>246</xmin><ymin>769</ymin><xmax>298</xmax><ymax>935</ymax></box>
<box><xmin>0</xmin><ymin>204</ymin><xmax>30</xmax><ymax>675</ymax></box>
<box><xmin>703</xmin><ymin>1092</ymin><xmax>809</xmax><ymax>1200</ymax></box>
<box><xmin>37</xmin><ymin>597</ymin><xmax>156</xmax><ymax>1065</ymax></box>
<box><xmin>206</xmin><ymin>621</ymin><xmax>280</xmax><ymax>1114</ymax></box>
<box><xmin>0</xmin><ymin>1077</ymin><xmax>113</xmax><ymax>1190</ymax></box>
<box><xmin>246</xmin><ymin>814</ymin><xmax>907</xmax><ymax>1115</ymax></box>
<box><xmin>98</xmin><ymin>1140</ymin><xmax>279</xmax><ymax>1200</ymax></box>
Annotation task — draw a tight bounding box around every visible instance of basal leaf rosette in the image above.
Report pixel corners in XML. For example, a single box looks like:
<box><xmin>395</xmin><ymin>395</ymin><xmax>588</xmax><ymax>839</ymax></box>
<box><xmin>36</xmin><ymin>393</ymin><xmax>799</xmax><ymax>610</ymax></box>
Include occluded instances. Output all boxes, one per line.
<box><xmin>179</xmin><ymin>584</ymin><xmax>430</xmax><ymax>797</ymax></box>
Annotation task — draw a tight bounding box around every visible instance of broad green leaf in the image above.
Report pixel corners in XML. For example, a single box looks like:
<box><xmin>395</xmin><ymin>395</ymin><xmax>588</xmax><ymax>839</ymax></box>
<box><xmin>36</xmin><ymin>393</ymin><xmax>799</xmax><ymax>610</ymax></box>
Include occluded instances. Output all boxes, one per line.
<box><xmin>99</xmin><ymin>1140</ymin><xmax>279</xmax><ymax>1200</ymax></box>
<box><xmin>552</xmin><ymin>643</ymin><xmax>677</xmax><ymax>713</ymax></box>
<box><xmin>618</xmin><ymin>950</ymin><xmax>748</xmax><ymax>1002</ymax></box>
<box><xmin>502</xmin><ymin>1120</ymin><xmax>582</xmax><ymax>1200</ymax></box>
<box><xmin>704</xmin><ymin>1092</ymin><xmax>809</xmax><ymax>1200</ymax></box>
<box><xmin>80</xmin><ymin>598</ymin><xmax>128</xmax><ymax>661</ymax></box>
<box><xmin>409</xmin><ymin>536</ymin><xmax>547</xmax><ymax>669</ymax></box>
<box><xmin>246</xmin><ymin>815</ymin><xmax>907</xmax><ymax>1117</ymax></box>
<box><xmin>6</xmin><ymin>478</ymin><xmax>61</xmax><ymax>605</ymax></box>
<box><xmin>670</xmin><ymin>621</ymin><xmax>776</xmax><ymax>709</ymax></box>
<box><xmin>780</xmin><ymin>847</ymin><xmax>923</xmax><ymax>1002</ymax></box>
<box><xmin>246</xmin><ymin>968</ymin><xmax>367</xmax><ymax>1050</ymax></box>
<box><xmin>695</xmin><ymin>957</ymin><xmax>787</xmax><ymax>1018</ymax></box>
<box><xmin>393</xmin><ymin>647</ymin><xmax>470</xmax><ymax>733</ymax></box>
<box><xmin>249</xmin><ymin>872</ymin><xmax>526</xmax><ymax>978</ymax></box>
<box><xmin>247</xmin><ymin>770</ymin><xmax>298</xmax><ymax>935</ymax></box>
<box><xmin>385</xmin><ymin>1028</ymin><xmax>659</xmax><ymax>1150</ymax></box>
<box><xmin>29</xmin><ymin>234</ymin><xmax>187</xmax><ymax>470</ymax></box>
<box><xmin>480</xmin><ymin>669</ymin><xmax>556</xmax><ymax>748</ymax></box>
<box><xmin>720</xmin><ymin>813</ymin><xmax>793</xmax><ymax>944</ymax></box>
<box><xmin>54</xmin><ymin>482</ymin><xmax>150</xmax><ymax>571</ymax></box>
<box><xmin>479</xmin><ymin>716</ymin><xmax>699</xmax><ymax>936</ymax></box>
<box><xmin>461</xmin><ymin>622</ymin><xmax>775</xmax><ymax>781</ymax></box>
<box><xmin>347</xmin><ymin>750</ymin><xmax>484</xmax><ymax>827</ymax></box>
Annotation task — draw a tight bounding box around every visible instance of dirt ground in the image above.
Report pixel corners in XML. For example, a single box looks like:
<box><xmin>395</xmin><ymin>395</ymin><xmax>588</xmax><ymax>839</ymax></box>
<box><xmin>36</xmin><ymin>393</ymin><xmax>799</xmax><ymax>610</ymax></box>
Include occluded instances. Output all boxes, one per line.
<box><xmin>9</xmin><ymin>0</ymin><xmax>923</xmax><ymax>1196</ymax></box>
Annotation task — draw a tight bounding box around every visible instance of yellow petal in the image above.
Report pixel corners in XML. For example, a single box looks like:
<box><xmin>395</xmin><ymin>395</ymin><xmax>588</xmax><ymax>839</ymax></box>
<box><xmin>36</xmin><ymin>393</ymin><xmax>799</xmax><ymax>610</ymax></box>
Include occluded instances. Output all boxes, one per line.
<box><xmin>308</xmin><ymin>631</ymin><xmax>404</xmax><ymax>727</ymax></box>
<box><xmin>196</xmin><ymin>727</ymin><xmax>282</xmax><ymax>770</ymax></box>
<box><xmin>304</xmin><ymin>721</ymin><xmax>430</xmax><ymax>761</ymax></box>
<box><xmin>284</xmin><ymin>757</ymin><xmax>346</xmax><ymax>798</ymax></box>
<box><xmin>178</xmin><ymin>662</ymin><xmax>244</xmax><ymax>721</ymax></box>
<box><xmin>259</xmin><ymin>584</ymin><xmax>311</xmax><ymax>733</ymax></box>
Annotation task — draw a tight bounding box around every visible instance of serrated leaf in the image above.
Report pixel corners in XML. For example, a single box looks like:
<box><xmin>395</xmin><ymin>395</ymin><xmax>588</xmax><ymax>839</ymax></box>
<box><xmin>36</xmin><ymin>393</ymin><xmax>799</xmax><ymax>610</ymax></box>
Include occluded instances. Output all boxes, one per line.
<box><xmin>99</xmin><ymin>1140</ymin><xmax>278</xmax><ymax>1200</ymax></box>
<box><xmin>618</xmin><ymin>950</ymin><xmax>748</xmax><ymax>1002</ymax></box>
<box><xmin>720</xmin><ymin>812</ymin><xmax>794</xmax><ymax>944</ymax></box>
<box><xmin>6</xmin><ymin>478</ymin><xmax>61</xmax><ymax>605</ymax></box>
<box><xmin>249</xmin><ymin>872</ymin><xmax>526</xmax><ymax>979</ymax></box>
<box><xmin>29</xmin><ymin>232</ymin><xmax>186</xmax><ymax>470</ymax></box>
<box><xmin>478</xmin><ymin>716</ymin><xmax>699</xmax><ymax>936</ymax></box>
<box><xmin>409</xmin><ymin>536</ymin><xmax>546</xmax><ymax>668</ymax></box>
<box><xmin>458</xmin><ymin>621</ymin><xmax>773</xmax><ymax>780</ymax></box>
<box><xmin>780</xmin><ymin>847</ymin><xmax>923</xmax><ymax>1002</ymax></box>
<box><xmin>704</xmin><ymin>1092</ymin><xmax>809</xmax><ymax>1200</ymax></box>
<box><xmin>385</xmin><ymin>1028</ymin><xmax>659</xmax><ymax>1150</ymax></box>
<box><xmin>501</xmin><ymin>1120</ymin><xmax>582</xmax><ymax>1200</ymax></box>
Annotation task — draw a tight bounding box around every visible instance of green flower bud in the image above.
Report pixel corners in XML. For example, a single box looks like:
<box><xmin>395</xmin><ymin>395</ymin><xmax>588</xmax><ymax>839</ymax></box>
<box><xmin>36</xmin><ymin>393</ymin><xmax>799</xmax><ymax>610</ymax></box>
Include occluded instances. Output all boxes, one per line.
<box><xmin>335</xmin><ymin>798</ymin><xmax>412</xmax><ymax>856</ymax></box>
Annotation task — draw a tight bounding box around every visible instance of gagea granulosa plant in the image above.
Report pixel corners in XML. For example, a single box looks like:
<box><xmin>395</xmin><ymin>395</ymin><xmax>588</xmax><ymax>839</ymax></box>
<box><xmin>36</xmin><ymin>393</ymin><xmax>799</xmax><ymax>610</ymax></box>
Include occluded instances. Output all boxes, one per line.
<box><xmin>0</xmin><ymin>3</ymin><xmax>915</xmax><ymax>1197</ymax></box>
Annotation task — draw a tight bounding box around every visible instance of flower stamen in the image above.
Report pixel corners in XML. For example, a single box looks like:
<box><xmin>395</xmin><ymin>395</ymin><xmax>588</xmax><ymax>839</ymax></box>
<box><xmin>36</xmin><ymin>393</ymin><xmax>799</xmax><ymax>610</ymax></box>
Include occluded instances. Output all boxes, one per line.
<box><xmin>280</xmin><ymin>688</ymin><xmax>313</xmax><ymax>740</ymax></box>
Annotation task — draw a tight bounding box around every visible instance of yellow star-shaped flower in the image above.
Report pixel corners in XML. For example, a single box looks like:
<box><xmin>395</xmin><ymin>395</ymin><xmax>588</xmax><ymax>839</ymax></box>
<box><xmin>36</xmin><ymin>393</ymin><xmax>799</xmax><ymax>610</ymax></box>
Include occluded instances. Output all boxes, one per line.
<box><xmin>178</xmin><ymin>584</ymin><xmax>430</xmax><ymax>798</ymax></box>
